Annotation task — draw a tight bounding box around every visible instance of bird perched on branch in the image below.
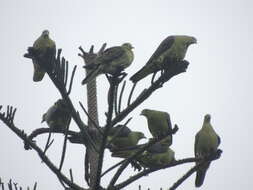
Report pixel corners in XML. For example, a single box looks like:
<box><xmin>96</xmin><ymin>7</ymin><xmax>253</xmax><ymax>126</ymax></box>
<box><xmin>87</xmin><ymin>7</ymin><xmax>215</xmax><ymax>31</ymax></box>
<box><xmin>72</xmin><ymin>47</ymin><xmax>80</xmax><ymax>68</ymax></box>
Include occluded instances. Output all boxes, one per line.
<box><xmin>42</xmin><ymin>99</ymin><xmax>71</xmax><ymax>130</ymax></box>
<box><xmin>106</xmin><ymin>125</ymin><xmax>146</xmax><ymax>149</ymax></box>
<box><xmin>107</xmin><ymin>124</ymin><xmax>132</xmax><ymax>137</ymax></box>
<box><xmin>141</xmin><ymin>109</ymin><xmax>173</xmax><ymax>146</ymax></box>
<box><xmin>31</xmin><ymin>30</ymin><xmax>56</xmax><ymax>82</ymax></box>
<box><xmin>130</xmin><ymin>35</ymin><xmax>196</xmax><ymax>83</ymax></box>
<box><xmin>194</xmin><ymin>114</ymin><xmax>220</xmax><ymax>187</ymax></box>
<box><xmin>111</xmin><ymin>143</ymin><xmax>175</xmax><ymax>168</ymax></box>
<box><xmin>82</xmin><ymin>43</ymin><xmax>134</xmax><ymax>84</ymax></box>
<box><xmin>140</xmin><ymin>146</ymin><xmax>175</xmax><ymax>168</ymax></box>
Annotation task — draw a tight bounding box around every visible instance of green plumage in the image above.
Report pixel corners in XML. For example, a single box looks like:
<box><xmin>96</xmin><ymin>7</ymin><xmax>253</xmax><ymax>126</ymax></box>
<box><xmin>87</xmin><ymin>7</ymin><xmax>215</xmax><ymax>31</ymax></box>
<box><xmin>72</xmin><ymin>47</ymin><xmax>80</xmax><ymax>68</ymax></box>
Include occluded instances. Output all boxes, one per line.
<box><xmin>112</xmin><ymin>146</ymin><xmax>175</xmax><ymax>168</ymax></box>
<box><xmin>108</xmin><ymin>131</ymin><xmax>146</xmax><ymax>149</ymax></box>
<box><xmin>130</xmin><ymin>35</ymin><xmax>196</xmax><ymax>83</ymax></box>
<box><xmin>32</xmin><ymin>30</ymin><xmax>56</xmax><ymax>82</ymax></box>
<box><xmin>42</xmin><ymin>99</ymin><xmax>71</xmax><ymax>130</ymax></box>
<box><xmin>194</xmin><ymin>114</ymin><xmax>220</xmax><ymax>187</ymax></box>
<box><xmin>107</xmin><ymin>125</ymin><xmax>132</xmax><ymax>137</ymax></box>
<box><xmin>140</xmin><ymin>147</ymin><xmax>175</xmax><ymax>168</ymax></box>
<box><xmin>141</xmin><ymin>109</ymin><xmax>173</xmax><ymax>146</ymax></box>
<box><xmin>82</xmin><ymin>43</ymin><xmax>134</xmax><ymax>84</ymax></box>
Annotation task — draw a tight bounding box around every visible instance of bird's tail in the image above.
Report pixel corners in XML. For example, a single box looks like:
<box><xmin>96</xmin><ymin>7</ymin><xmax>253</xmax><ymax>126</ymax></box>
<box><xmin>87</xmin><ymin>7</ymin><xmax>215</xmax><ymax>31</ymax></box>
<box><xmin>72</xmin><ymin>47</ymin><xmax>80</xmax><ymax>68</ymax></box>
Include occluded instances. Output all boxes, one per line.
<box><xmin>111</xmin><ymin>150</ymin><xmax>136</xmax><ymax>158</ymax></box>
<box><xmin>195</xmin><ymin>162</ymin><xmax>210</xmax><ymax>187</ymax></box>
<box><xmin>82</xmin><ymin>66</ymin><xmax>101</xmax><ymax>85</ymax></box>
<box><xmin>130</xmin><ymin>65</ymin><xmax>152</xmax><ymax>83</ymax></box>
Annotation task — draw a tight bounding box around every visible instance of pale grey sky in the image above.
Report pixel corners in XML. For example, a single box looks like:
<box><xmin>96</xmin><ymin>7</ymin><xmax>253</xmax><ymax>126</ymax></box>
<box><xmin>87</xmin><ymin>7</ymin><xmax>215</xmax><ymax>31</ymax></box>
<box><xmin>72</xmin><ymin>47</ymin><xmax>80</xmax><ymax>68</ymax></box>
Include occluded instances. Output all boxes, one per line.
<box><xmin>1</xmin><ymin>0</ymin><xmax>252</xmax><ymax>189</ymax></box>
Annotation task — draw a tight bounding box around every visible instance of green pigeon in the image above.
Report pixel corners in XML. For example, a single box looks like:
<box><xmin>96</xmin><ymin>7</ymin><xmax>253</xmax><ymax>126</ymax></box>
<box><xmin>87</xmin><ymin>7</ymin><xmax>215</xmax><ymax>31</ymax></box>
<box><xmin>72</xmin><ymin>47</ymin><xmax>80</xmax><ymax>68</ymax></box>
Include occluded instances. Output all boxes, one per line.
<box><xmin>42</xmin><ymin>99</ymin><xmax>71</xmax><ymax>130</ymax></box>
<box><xmin>130</xmin><ymin>35</ymin><xmax>196</xmax><ymax>83</ymax></box>
<box><xmin>108</xmin><ymin>131</ymin><xmax>146</xmax><ymax>149</ymax></box>
<box><xmin>140</xmin><ymin>147</ymin><xmax>175</xmax><ymax>168</ymax></box>
<box><xmin>82</xmin><ymin>43</ymin><xmax>134</xmax><ymax>84</ymax></box>
<box><xmin>146</xmin><ymin>141</ymin><xmax>169</xmax><ymax>154</ymax></box>
<box><xmin>141</xmin><ymin>109</ymin><xmax>173</xmax><ymax>146</ymax></box>
<box><xmin>32</xmin><ymin>30</ymin><xmax>56</xmax><ymax>82</ymax></box>
<box><xmin>107</xmin><ymin>124</ymin><xmax>132</xmax><ymax>137</ymax></box>
<box><xmin>194</xmin><ymin>114</ymin><xmax>220</xmax><ymax>187</ymax></box>
<box><xmin>111</xmin><ymin>148</ymin><xmax>140</xmax><ymax>159</ymax></box>
<box><xmin>112</xmin><ymin>144</ymin><xmax>175</xmax><ymax>167</ymax></box>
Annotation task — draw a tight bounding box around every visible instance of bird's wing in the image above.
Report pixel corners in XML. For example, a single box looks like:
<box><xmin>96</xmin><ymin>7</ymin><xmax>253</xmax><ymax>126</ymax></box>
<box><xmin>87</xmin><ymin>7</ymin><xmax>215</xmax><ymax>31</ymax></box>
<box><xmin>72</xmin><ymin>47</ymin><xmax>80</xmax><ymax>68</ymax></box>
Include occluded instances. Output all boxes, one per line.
<box><xmin>146</xmin><ymin>36</ymin><xmax>175</xmax><ymax>65</ymax></box>
<box><xmin>98</xmin><ymin>46</ymin><xmax>125</xmax><ymax>64</ymax></box>
<box><xmin>217</xmin><ymin>134</ymin><xmax>221</xmax><ymax>146</ymax></box>
<box><xmin>147</xmin><ymin>143</ymin><xmax>167</xmax><ymax>154</ymax></box>
<box><xmin>194</xmin><ymin>132</ymin><xmax>200</xmax><ymax>157</ymax></box>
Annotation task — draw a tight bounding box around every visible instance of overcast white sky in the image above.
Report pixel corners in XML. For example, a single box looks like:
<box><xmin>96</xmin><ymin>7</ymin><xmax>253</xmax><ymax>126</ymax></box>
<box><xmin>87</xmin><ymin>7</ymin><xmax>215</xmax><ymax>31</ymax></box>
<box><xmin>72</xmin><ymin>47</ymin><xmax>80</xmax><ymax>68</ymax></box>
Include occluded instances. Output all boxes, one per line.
<box><xmin>0</xmin><ymin>0</ymin><xmax>253</xmax><ymax>189</ymax></box>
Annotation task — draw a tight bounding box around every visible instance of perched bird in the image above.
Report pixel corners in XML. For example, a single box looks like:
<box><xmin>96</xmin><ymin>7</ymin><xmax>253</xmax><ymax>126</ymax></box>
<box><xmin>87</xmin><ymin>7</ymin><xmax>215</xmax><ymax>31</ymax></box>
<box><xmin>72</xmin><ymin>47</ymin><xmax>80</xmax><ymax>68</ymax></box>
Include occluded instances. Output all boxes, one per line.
<box><xmin>108</xmin><ymin>130</ymin><xmax>146</xmax><ymax>149</ymax></box>
<box><xmin>141</xmin><ymin>109</ymin><xmax>173</xmax><ymax>146</ymax></box>
<box><xmin>111</xmin><ymin>141</ymin><xmax>167</xmax><ymax>158</ymax></box>
<box><xmin>130</xmin><ymin>35</ymin><xmax>196</xmax><ymax>83</ymax></box>
<box><xmin>146</xmin><ymin>141</ymin><xmax>169</xmax><ymax>154</ymax></box>
<box><xmin>42</xmin><ymin>99</ymin><xmax>71</xmax><ymax>130</ymax></box>
<box><xmin>112</xmin><ymin>144</ymin><xmax>175</xmax><ymax>168</ymax></box>
<box><xmin>140</xmin><ymin>147</ymin><xmax>175</xmax><ymax>168</ymax></box>
<box><xmin>32</xmin><ymin>30</ymin><xmax>56</xmax><ymax>82</ymax></box>
<box><xmin>107</xmin><ymin>124</ymin><xmax>132</xmax><ymax>137</ymax></box>
<box><xmin>111</xmin><ymin>148</ymin><xmax>140</xmax><ymax>158</ymax></box>
<box><xmin>82</xmin><ymin>43</ymin><xmax>134</xmax><ymax>84</ymax></box>
<box><xmin>194</xmin><ymin>114</ymin><xmax>221</xmax><ymax>187</ymax></box>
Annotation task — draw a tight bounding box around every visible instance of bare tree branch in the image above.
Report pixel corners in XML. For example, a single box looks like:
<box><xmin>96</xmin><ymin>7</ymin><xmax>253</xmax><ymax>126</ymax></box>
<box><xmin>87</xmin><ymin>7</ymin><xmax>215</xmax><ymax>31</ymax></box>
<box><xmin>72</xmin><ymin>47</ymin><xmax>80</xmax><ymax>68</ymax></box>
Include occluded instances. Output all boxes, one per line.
<box><xmin>111</xmin><ymin>60</ymin><xmax>189</xmax><ymax>127</ymax></box>
<box><xmin>0</xmin><ymin>107</ymin><xmax>87</xmax><ymax>190</ymax></box>
<box><xmin>118</xmin><ymin>81</ymin><xmax>126</xmax><ymax>113</ymax></box>
<box><xmin>114</xmin><ymin>150</ymin><xmax>222</xmax><ymax>190</ymax></box>
<box><xmin>59</xmin><ymin>119</ymin><xmax>72</xmax><ymax>171</ymax></box>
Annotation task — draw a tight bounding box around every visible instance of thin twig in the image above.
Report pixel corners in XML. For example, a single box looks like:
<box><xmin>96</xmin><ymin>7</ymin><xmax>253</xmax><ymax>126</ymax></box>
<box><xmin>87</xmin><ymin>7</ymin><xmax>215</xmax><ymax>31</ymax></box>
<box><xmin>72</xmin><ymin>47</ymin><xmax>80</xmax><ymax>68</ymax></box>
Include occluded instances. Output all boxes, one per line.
<box><xmin>61</xmin><ymin>57</ymin><xmax>65</xmax><ymax>84</ymax></box>
<box><xmin>101</xmin><ymin>159</ymin><xmax>125</xmax><ymax>177</ymax></box>
<box><xmin>13</xmin><ymin>182</ymin><xmax>18</xmax><ymax>190</ymax></box>
<box><xmin>0</xmin><ymin>110</ymin><xmax>87</xmax><ymax>190</ymax></box>
<box><xmin>69</xmin><ymin>169</ymin><xmax>74</xmax><ymax>183</ymax></box>
<box><xmin>118</xmin><ymin>81</ymin><xmax>126</xmax><ymax>113</ymax></box>
<box><xmin>151</xmin><ymin>72</ymin><xmax>157</xmax><ymax>84</ymax></box>
<box><xmin>169</xmin><ymin>164</ymin><xmax>199</xmax><ymax>190</ymax></box>
<box><xmin>64</xmin><ymin>61</ymin><xmax>69</xmax><ymax>87</ymax></box>
<box><xmin>114</xmin><ymin>84</ymin><xmax>119</xmax><ymax>115</ymax></box>
<box><xmin>127</xmin><ymin>83</ymin><xmax>137</xmax><ymax>106</ymax></box>
<box><xmin>43</xmin><ymin>131</ymin><xmax>52</xmax><ymax>154</ymax></box>
<box><xmin>59</xmin><ymin>119</ymin><xmax>72</xmax><ymax>171</ymax></box>
<box><xmin>32</xmin><ymin>182</ymin><xmax>37</xmax><ymax>190</ymax></box>
<box><xmin>8</xmin><ymin>179</ymin><xmax>12</xmax><ymax>190</ymax></box>
<box><xmin>67</xmin><ymin>65</ymin><xmax>77</xmax><ymax>95</ymax></box>
<box><xmin>26</xmin><ymin>128</ymin><xmax>79</xmax><ymax>140</ymax></box>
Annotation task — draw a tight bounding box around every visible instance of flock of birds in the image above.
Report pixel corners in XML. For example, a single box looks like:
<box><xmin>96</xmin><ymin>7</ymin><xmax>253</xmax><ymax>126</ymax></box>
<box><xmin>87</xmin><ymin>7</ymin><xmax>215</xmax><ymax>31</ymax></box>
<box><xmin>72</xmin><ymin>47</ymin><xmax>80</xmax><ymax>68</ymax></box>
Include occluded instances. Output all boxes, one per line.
<box><xmin>27</xmin><ymin>30</ymin><xmax>221</xmax><ymax>188</ymax></box>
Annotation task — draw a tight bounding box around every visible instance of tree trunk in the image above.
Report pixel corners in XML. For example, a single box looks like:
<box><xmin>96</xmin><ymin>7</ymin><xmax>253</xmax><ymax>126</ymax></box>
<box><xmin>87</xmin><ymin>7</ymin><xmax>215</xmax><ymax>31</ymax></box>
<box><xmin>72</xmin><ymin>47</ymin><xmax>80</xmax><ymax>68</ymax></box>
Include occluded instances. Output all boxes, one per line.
<box><xmin>86</xmin><ymin>72</ymin><xmax>100</xmax><ymax>189</ymax></box>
